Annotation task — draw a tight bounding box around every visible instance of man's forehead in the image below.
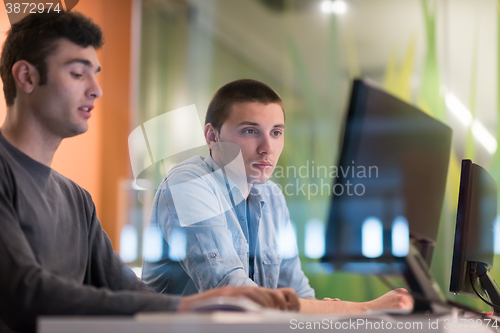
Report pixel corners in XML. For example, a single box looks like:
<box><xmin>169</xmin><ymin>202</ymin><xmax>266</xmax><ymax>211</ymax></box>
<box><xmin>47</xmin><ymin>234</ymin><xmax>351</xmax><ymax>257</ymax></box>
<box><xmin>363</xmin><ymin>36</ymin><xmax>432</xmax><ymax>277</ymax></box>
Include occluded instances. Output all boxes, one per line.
<box><xmin>226</xmin><ymin>102</ymin><xmax>284</xmax><ymax>125</ymax></box>
<box><xmin>49</xmin><ymin>38</ymin><xmax>101</xmax><ymax>68</ymax></box>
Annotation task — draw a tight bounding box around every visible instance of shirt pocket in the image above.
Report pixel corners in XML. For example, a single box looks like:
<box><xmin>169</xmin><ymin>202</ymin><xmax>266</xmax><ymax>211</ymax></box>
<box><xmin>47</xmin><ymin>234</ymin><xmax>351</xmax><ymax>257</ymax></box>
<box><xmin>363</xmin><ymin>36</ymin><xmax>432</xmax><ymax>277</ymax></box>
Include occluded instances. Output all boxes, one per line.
<box><xmin>261</xmin><ymin>251</ymin><xmax>282</xmax><ymax>289</ymax></box>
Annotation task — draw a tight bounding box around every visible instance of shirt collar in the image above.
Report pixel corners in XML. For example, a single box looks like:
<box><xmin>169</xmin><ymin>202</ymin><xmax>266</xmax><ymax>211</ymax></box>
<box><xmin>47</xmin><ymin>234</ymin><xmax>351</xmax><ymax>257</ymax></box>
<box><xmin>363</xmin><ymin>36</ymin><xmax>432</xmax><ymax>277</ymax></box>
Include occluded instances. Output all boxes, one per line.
<box><xmin>248</xmin><ymin>185</ymin><xmax>265</xmax><ymax>208</ymax></box>
<box><xmin>203</xmin><ymin>153</ymin><xmax>244</xmax><ymax>199</ymax></box>
<box><xmin>203</xmin><ymin>154</ymin><xmax>266</xmax><ymax>207</ymax></box>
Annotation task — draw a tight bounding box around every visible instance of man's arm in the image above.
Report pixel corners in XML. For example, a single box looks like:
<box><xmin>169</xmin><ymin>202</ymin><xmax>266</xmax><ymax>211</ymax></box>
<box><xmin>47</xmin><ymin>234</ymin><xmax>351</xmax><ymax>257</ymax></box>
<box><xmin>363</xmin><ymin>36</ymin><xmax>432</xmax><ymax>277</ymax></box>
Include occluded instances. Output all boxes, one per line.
<box><xmin>299</xmin><ymin>289</ymin><xmax>414</xmax><ymax>314</ymax></box>
<box><xmin>0</xmin><ymin>189</ymin><xmax>181</xmax><ymax>332</ymax></box>
<box><xmin>273</xmin><ymin>189</ymin><xmax>412</xmax><ymax>313</ymax></box>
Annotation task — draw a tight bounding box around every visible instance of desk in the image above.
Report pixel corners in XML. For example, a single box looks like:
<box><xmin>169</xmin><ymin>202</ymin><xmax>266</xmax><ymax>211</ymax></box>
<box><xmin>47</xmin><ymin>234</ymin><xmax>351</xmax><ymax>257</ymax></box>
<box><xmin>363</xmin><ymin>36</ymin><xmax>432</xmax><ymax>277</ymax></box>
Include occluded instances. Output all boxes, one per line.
<box><xmin>38</xmin><ymin>309</ymin><xmax>498</xmax><ymax>333</ymax></box>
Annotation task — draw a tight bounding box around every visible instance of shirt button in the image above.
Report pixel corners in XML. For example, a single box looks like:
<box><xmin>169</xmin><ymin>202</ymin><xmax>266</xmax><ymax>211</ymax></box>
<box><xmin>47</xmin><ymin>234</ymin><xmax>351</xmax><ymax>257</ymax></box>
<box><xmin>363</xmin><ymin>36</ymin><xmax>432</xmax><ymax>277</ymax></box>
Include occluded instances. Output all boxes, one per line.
<box><xmin>240</xmin><ymin>217</ymin><xmax>244</xmax><ymax>221</ymax></box>
<box><xmin>211</xmin><ymin>253</ymin><xmax>217</xmax><ymax>258</ymax></box>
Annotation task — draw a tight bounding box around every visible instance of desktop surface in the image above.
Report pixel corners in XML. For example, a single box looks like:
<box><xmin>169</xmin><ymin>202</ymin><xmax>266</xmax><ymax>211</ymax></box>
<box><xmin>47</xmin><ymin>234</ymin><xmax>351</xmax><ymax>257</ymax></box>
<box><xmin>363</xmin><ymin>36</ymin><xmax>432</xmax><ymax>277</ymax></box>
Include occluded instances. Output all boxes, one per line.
<box><xmin>39</xmin><ymin>308</ymin><xmax>498</xmax><ymax>333</ymax></box>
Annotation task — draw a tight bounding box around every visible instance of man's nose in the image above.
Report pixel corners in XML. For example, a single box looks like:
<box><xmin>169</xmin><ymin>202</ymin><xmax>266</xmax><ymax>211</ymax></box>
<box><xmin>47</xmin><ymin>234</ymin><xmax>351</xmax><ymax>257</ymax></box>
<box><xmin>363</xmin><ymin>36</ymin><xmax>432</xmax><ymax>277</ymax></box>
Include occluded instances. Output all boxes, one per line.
<box><xmin>258</xmin><ymin>135</ymin><xmax>274</xmax><ymax>155</ymax></box>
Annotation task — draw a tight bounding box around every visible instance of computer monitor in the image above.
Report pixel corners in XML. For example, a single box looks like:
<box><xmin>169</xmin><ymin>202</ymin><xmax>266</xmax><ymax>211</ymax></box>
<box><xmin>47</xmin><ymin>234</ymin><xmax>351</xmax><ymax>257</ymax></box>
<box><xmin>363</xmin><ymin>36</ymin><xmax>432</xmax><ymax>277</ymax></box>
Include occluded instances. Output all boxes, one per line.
<box><xmin>450</xmin><ymin>159</ymin><xmax>500</xmax><ymax>314</ymax></box>
<box><xmin>322</xmin><ymin>79</ymin><xmax>453</xmax><ymax>312</ymax></box>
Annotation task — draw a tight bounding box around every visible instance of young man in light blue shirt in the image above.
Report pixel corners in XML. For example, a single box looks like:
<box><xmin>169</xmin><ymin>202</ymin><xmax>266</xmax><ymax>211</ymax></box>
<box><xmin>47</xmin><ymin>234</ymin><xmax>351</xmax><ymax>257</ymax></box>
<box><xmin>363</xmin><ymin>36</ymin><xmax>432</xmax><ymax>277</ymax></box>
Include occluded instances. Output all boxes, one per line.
<box><xmin>143</xmin><ymin>79</ymin><xmax>413</xmax><ymax>313</ymax></box>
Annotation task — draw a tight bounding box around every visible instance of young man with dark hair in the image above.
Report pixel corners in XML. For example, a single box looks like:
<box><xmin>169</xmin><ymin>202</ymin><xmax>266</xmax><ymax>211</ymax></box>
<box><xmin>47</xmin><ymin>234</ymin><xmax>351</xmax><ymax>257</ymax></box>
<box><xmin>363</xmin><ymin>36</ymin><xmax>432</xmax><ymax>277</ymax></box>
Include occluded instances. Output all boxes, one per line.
<box><xmin>0</xmin><ymin>13</ymin><xmax>298</xmax><ymax>333</ymax></box>
<box><xmin>143</xmin><ymin>79</ymin><xmax>414</xmax><ymax>313</ymax></box>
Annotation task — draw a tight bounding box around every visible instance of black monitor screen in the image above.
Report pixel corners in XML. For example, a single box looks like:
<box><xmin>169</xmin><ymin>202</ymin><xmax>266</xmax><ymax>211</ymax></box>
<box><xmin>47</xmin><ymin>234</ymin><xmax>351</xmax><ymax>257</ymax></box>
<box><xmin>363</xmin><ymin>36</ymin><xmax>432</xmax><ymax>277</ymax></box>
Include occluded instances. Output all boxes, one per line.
<box><xmin>323</xmin><ymin>79</ymin><xmax>452</xmax><ymax>273</ymax></box>
<box><xmin>450</xmin><ymin>159</ymin><xmax>497</xmax><ymax>296</ymax></box>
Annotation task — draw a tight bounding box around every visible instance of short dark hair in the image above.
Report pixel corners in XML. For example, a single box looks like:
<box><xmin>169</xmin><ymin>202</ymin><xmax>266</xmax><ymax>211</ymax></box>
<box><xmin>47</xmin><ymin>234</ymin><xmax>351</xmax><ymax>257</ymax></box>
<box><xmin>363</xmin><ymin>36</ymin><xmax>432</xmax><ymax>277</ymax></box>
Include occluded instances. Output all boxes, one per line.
<box><xmin>205</xmin><ymin>79</ymin><xmax>284</xmax><ymax>132</ymax></box>
<box><xmin>0</xmin><ymin>11</ymin><xmax>104</xmax><ymax>106</ymax></box>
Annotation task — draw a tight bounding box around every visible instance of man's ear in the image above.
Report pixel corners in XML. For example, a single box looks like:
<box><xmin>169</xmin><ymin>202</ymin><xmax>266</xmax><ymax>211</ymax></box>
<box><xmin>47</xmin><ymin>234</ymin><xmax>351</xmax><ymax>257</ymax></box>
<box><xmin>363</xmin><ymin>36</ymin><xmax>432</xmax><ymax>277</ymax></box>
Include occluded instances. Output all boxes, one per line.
<box><xmin>204</xmin><ymin>123</ymin><xmax>219</xmax><ymax>147</ymax></box>
<box><xmin>11</xmin><ymin>60</ymin><xmax>38</xmax><ymax>95</ymax></box>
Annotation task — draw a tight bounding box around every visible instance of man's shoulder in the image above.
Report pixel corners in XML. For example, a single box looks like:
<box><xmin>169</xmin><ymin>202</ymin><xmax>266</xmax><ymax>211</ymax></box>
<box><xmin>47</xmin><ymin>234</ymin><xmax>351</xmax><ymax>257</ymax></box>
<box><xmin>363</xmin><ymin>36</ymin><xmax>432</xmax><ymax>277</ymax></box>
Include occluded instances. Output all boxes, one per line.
<box><xmin>169</xmin><ymin>155</ymin><xmax>208</xmax><ymax>174</ymax></box>
<box><xmin>0</xmin><ymin>139</ymin><xmax>15</xmax><ymax>171</ymax></box>
<box><xmin>0</xmin><ymin>143</ymin><xmax>95</xmax><ymax>214</ymax></box>
<box><xmin>0</xmin><ymin>145</ymin><xmax>9</xmax><ymax>171</ymax></box>
<box><xmin>50</xmin><ymin>169</ymin><xmax>93</xmax><ymax>199</ymax></box>
<box><xmin>0</xmin><ymin>147</ymin><xmax>14</xmax><ymax>189</ymax></box>
<box><xmin>8</xmin><ymin>147</ymin><xmax>93</xmax><ymax>203</ymax></box>
<box><xmin>161</xmin><ymin>155</ymin><xmax>212</xmax><ymax>186</ymax></box>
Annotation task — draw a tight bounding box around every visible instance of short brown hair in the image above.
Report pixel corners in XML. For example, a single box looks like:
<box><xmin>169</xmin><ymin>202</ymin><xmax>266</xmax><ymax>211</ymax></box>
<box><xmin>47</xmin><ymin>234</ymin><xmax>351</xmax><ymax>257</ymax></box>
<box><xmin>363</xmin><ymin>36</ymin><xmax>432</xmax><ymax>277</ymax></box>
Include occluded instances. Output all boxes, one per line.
<box><xmin>0</xmin><ymin>11</ymin><xmax>103</xmax><ymax>106</ymax></box>
<box><xmin>205</xmin><ymin>79</ymin><xmax>284</xmax><ymax>132</ymax></box>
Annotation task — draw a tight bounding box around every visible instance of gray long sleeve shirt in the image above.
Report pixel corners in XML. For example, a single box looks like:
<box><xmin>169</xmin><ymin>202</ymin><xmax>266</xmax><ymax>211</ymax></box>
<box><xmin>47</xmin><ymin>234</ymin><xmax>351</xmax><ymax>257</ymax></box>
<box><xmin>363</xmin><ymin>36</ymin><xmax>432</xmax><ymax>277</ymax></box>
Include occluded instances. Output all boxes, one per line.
<box><xmin>0</xmin><ymin>132</ymin><xmax>180</xmax><ymax>333</ymax></box>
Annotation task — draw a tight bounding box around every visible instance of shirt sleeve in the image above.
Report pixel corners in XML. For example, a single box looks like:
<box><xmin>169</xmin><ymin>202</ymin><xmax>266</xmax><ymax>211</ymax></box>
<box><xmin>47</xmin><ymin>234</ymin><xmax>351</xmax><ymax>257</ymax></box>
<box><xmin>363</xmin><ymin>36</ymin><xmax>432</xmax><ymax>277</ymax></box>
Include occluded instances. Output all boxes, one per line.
<box><xmin>277</xmin><ymin>203</ymin><xmax>316</xmax><ymax>298</ymax></box>
<box><xmin>154</xmin><ymin>170</ymin><xmax>258</xmax><ymax>292</ymax></box>
<box><xmin>0</xmin><ymin>163</ymin><xmax>180</xmax><ymax>333</ymax></box>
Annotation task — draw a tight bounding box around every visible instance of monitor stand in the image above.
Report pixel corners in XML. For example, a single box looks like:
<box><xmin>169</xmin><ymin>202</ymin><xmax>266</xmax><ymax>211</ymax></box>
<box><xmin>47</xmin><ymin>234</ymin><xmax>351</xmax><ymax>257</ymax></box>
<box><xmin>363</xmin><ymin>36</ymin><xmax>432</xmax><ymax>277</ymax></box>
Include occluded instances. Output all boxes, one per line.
<box><xmin>471</xmin><ymin>262</ymin><xmax>500</xmax><ymax>315</ymax></box>
<box><xmin>403</xmin><ymin>242</ymin><xmax>450</xmax><ymax>314</ymax></box>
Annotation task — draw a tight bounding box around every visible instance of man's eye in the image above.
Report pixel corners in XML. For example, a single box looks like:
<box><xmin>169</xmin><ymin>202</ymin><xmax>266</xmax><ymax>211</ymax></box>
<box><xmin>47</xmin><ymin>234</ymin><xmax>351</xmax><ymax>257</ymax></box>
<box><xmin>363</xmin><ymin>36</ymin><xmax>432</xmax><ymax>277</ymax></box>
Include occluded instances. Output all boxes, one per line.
<box><xmin>272</xmin><ymin>131</ymin><xmax>282</xmax><ymax>136</ymax></box>
<box><xmin>244</xmin><ymin>129</ymin><xmax>256</xmax><ymax>134</ymax></box>
<box><xmin>71</xmin><ymin>73</ymin><xmax>83</xmax><ymax>78</ymax></box>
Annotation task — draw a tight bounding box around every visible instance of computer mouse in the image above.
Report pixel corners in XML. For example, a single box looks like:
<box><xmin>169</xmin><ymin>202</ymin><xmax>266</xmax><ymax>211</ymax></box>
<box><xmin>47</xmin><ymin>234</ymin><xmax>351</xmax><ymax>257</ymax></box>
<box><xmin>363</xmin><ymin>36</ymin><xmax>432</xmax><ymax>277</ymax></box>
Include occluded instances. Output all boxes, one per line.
<box><xmin>190</xmin><ymin>297</ymin><xmax>263</xmax><ymax>312</ymax></box>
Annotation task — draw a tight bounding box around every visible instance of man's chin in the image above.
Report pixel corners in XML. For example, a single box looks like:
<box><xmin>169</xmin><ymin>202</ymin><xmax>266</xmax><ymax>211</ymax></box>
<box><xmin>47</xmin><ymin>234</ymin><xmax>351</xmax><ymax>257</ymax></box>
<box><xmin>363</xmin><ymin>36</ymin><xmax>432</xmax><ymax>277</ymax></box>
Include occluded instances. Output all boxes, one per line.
<box><xmin>66</xmin><ymin>125</ymin><xmax>88</xmax><ymax>138</ymax></box>
<box><xmin>247</xmin><ymin>177</ymin><xmax>270</xmax><ymax>185</ymax></box>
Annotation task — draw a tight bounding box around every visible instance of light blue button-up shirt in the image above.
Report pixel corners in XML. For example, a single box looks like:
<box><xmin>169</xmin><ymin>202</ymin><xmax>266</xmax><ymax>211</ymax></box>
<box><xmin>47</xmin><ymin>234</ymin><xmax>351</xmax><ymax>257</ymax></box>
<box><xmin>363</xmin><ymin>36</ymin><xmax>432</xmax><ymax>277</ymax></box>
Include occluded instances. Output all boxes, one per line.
<box><xmin>142</xmin><ymin>154</ymin><xmax>315</xmax><ymax>298</ymax></box>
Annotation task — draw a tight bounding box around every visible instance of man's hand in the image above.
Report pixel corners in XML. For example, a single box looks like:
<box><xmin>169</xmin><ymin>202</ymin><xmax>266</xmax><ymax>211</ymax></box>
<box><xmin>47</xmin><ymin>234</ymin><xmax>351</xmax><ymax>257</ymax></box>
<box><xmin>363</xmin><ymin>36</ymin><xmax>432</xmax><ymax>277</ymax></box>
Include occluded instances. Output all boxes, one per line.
<box><xmin>177</xmin><ymin>286</ymin><xmax>300</xmax><ymax>312</ymax></box>
<box><xmin>276</xmin><ymin>287</ymin><xmax>300</xmax><ymax>311</ymax></box>
<box><xmin>364</xmin><ymin>288</ymin><xmax>414</xmax><ymax>311</ymax></box>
